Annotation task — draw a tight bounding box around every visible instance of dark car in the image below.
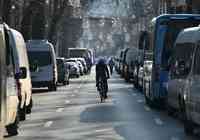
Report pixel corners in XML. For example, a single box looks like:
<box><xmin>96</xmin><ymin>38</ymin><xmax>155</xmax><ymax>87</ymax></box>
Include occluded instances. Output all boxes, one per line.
<box><xmin>56</xmin><ymin>57</ymin><xmax>69</xmax><ymax>85</ymax></box>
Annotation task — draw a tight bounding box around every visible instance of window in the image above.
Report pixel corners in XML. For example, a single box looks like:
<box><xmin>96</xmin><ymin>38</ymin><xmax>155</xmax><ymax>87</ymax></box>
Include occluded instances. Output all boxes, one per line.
<box><xmin>170</xmin><ymin>43</ymin><xmax>194</xmax><ymax>79</ymax></box>
<box><xmin>193</xmin><ymin>44</ymin><xmax>200</xmax><ymax>75</ymax></box>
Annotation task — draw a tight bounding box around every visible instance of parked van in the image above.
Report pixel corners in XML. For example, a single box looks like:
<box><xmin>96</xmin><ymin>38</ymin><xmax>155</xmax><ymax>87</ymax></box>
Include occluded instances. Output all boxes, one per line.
<box><xmin>164</xmin><ymin>26</ymin><xmax>200</xmax><ymax>135</ymax></box>
<box><xmin>0</xmin><ymin>24</ymin><xmax>23</xmax><ymax>137</ymax></box>
<box><xmin>26</xmin><ymin>40</ymin><xmax>58</xmax><ymax>91</ymax></box>
<box><xmin>8</xmin><ymin>28</ymin><xmax>32</xmax><ymax>121</ymax></box>
<box><xmin>124</xmin><ymin>47</ymin><xmax>138</xmax><ymax>82</ymax></box>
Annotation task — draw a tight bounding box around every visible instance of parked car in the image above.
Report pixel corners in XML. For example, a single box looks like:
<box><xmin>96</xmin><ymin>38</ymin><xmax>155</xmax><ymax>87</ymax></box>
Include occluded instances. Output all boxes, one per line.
<box><xmin>143</xmin><ymin>60</ymin><xmax>153</xmax><ymax>103</ymax></box>
<box><xmin>8</xmin><ymin>28</ymin><xmax>33</xmax><ymax>121</ymax></box>
<box><xmin>77</xmin><ymin>61</ymin><xmax>84</xmax><ymax>75</ymax></box>
<box><xmin>124</xmin><ymin>47</ymin><xmax>138</xmax><ymax>82</ymax></box>
<box><xmin>56</xmin><ymin>57</ymin><xmax>69</xmax><ymax>85</ymax></box>
<box><xmin>66</xmin><ymin>62</ymin><xmax>80</xmax><ymax>78</ymax></box>
<box><xmin>0</xmin><ymin>24</ymin><xmax>20</xmax><ymax>137</ymax></box>
<box><xmin>138</xmin><ymin>66</ymin><xmax>144</xmax><ymax>91</ymax></box>
<box><xmin>121</xmin><ymin>48</ymin><xmax>130</xmax><ymax>78</ymax></box>
<box><xmin>26</xmin><ymin>40</ymin><xmax>58</xmax><ymax>91</ymax></box>
<box><xmin>76</xmin><ymin>57</ymin><xmax>87</xmax><ymax>74</ymax></box>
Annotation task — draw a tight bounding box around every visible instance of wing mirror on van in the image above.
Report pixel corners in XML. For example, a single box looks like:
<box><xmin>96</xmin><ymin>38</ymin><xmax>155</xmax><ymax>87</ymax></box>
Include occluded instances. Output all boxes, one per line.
<box><xmin>15</xmin><ymin>67</ymin><xmax>27</xmax><ymax>79</ymax></box>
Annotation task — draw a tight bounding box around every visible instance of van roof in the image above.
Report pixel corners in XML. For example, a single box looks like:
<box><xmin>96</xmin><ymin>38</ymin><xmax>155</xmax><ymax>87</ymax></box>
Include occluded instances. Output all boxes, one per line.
<box><xmin>26</xmin><ymin>40</ymin><xmax>53</xmax><ymax>51</ymax></box>
<box><xmin>176</xmin><ymin>26</ymin><xmax>200</xmax><ymax>44</ymax></box>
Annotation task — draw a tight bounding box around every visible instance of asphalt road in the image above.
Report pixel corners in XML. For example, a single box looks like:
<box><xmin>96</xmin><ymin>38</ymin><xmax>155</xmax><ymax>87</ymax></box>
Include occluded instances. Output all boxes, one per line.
<box><xmin>7</xmin><ymin>68</ymin><xmax>200</xmax><ymax>140</ymax></box>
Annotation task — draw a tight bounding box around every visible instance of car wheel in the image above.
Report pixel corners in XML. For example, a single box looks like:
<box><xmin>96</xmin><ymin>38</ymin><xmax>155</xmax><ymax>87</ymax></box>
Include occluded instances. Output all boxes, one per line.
<box><xmin>6</xmin><ymin>115</ymin><xmax>19</xmax><ymax>137</ymax></box>
<box><xmin>63</xmin><ymin>81</ymin><xmax>67</xmax><ymax>85</ymax></box>
<box><xmin>184</xmin><ymin>119</ymin><xmax>194</xmax><ymax>135</ymax></box>
<box><xmin>19</xmin><ymin>105</ymin><xmax>26</xmax><ymax>121</ymax></box>
<box><xmin>48</xmin><ymin>83</ymin><xmax>57</xmax><ymax>91</ymax></box>
<box><xmin>66</xmin><ymin>80</ymin><xmax>69</xmax><ymax>85</ymax></box>
<box><xmin>26</xmin><ymin>98</ymin><xmax>33</xmax><ymax>114</ymax></box>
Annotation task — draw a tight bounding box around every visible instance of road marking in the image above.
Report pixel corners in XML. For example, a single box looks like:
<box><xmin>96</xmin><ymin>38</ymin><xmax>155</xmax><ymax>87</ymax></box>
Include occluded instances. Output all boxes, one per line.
<box><xmin>154</xmin><ymin>118</ymin><xmax>164</xmax><ymax>125</ymax></box>
<box><xmin>95</xmin><ymin>128</ymin><xmax>113</xmax><ymax>133</ymax></box>
<box><xmin>44</xmin><ymin>121</ymin><xmax>53</xmax><ymax>128</ymax></box>
<box><xmin>137</xmin><ymin>99</ymin><xmax>144</xmax><ymax>103</ymax></box>
<box><xmin>71</xmin><ymin>94</ymin><xmax>75</xmax><ymax>97</ymax></box>
<box><xmin>171</xmin><ymin>137</ymin><xmax>180</xmax><ymax>140</ymax></box>
<box><xmin>56</xmin><ymin>108</ymin><xmax>64</xmax><ymax>113</ymax></box>
<box><xmin>65</xmin><ymin>100</ymin><xmax>71</xmax><ymax>104</ymax></box>
<box><xmin>144</xmin><ymin>106</ymin><xmax>151</xmax><ymax>111</ymax></box>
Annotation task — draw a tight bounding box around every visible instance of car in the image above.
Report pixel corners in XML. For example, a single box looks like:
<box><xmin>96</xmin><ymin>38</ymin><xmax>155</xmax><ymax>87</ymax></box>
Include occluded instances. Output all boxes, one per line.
<box><xmin>66</xmin><ymin>62</ymin><xmax>80</xmax><ymax>78</ymax></box>
<box><xmin>56</xmin><ymin>57</ymin><xmax>69</xmax><ymax>85</ymax></box>
<box><xmin>0</xmin><ymin>24</ymin><xmax>22</xmax><ymax>137</ymax></box>
<box><xmin>76</xmin><ymin>58</ymin><xmax>88</xmax><ymax>74</ymax></box>
<box><xmin>8</xmin><ymin>28</ymin><xmax>33</xmax><ymax>121</ymax></box>
<box><xmin>138</xmin><ymin>66</ymin><xmax>144</xmax><ymax>91</ymax></box>
<box><xmin>143</xmin><ymin>60</ymin><xmax>153</xmax><ymax>103</ymax></box>
<box><xmin>124</xmin><ymin>47</ymin><xmax>138</xmax><ymax>82</ymax></box>
<box><xmin>77</xmin><ymin>61</ymin><xmax>84</xmax><ymax>75</ymax></box>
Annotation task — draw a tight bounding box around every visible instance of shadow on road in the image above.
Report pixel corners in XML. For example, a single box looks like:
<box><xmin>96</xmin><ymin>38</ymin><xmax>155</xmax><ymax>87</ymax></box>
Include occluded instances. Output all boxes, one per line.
<box><xmin>80</xmin><ymin>104</ymin><xmax>122</xmax><ymax>123</ymax></box>
<box><xmin>32</xmin><ymin>88</ymin><xmax>49</xmax><ymax>94</ymax></box>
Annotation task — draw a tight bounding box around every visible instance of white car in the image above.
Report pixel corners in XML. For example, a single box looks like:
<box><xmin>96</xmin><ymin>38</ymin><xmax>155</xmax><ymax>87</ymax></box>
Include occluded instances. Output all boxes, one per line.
<box><xmin>26</xmin><ymin>40</ymin><xmax>58</xmax><ymax>91</ymax></box>
<box><xmin>66</xmin><ymin>62</ymin><xmax>80</xmax><ymax>78</ymax></box>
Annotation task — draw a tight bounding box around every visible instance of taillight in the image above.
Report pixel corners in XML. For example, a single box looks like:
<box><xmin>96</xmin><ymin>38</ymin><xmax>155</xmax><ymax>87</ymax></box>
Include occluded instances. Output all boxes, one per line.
<box><xmin>16</xmin><ymin>80</ymin><xmax>22</xmax><ymax>98</ymax></box>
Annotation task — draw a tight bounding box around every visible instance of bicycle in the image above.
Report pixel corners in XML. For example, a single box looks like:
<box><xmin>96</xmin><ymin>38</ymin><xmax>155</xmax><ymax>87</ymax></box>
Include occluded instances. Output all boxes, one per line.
<box><xmin>97</xmin><ymin>79</ymin><xmax>107</xmax><ymax>103</ymax></box>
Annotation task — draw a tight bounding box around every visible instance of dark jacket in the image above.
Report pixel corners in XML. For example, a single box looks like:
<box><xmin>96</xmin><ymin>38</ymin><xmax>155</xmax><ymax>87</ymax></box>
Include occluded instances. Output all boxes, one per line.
<box><xmin>96</xmin><ymin>61</ymin><xmax>109</xmax><ymax>82</ymax></box>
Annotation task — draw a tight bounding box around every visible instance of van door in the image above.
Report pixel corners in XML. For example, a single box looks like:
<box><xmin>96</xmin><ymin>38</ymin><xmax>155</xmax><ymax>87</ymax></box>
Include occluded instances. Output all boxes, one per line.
<box><xmin>190</xmin><ymin>45</ymin><xmax>200</xmax><ymax>124</ymax></box>
<box><xmin>168</xmin><ymin>43</ymin><xmax>194</xmax><ymax>109</ymax></box>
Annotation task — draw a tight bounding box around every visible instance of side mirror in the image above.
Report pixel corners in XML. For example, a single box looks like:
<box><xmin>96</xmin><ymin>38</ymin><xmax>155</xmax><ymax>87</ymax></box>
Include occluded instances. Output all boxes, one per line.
<box><xmin>18</xmin><ymin>67</ymin><xmax>27</xmax><ymax>79</ymax></box>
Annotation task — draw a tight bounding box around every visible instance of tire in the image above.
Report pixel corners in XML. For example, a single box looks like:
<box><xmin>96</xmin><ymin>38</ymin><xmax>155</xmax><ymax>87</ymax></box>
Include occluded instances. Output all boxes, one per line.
<box><xmin>63</xmin><ymin>81</ymin><xmax>67</xmax><ymax>85</ymax></box>
<box><xmin>66</xmin><ymin>80</ymin><xmax>69</xmax><ymax>85</ymax></box>
<box><xmin>19</xmin><ymin>104</ymin><xmax>26</xmax><ymax>121</ymax></box>
<box><xmin>6</xmin><ymin>115</ymin><xmax>19</xmax><ymax>137</ymax></box>
<box><xmin>48</xmin><ymin>83</ymin><xmax>57</xmax><ymax>91</ymax></box>
<box><xmin>26</xmin><ymin>98</ymin><xmax>33</xmax><ymax>114</ymax></box>
<box><xmin>184</xmin><ymin>120</ymin><xmax>194</xmax><ymax>135</ymax></box>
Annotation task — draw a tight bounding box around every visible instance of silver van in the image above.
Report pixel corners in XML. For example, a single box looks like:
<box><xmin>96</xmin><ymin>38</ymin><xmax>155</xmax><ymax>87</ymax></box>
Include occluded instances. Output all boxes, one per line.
<box><xmin>26</xmin><ymin>40</ymin><xmax>58</xmax><ymax>91</ymax></box>
<box><xmin>166</xmin><ymin>26</ymin><xmax>200</xmax><ymax>135</ymax></box>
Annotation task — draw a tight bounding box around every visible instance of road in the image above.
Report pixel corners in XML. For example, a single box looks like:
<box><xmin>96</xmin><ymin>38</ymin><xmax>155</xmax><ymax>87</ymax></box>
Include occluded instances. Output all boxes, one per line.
<box><xmin>7</xmin><ymin>68</ymin><xmax>199</xmax><ymax>140</ymax></box>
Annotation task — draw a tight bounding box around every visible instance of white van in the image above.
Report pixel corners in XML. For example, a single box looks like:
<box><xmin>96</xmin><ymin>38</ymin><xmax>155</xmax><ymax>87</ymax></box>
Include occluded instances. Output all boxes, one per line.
<box><xmin>8</xmin><ymin>28</ymin><xmax>32</xmax><ymax>121</ymax></box>
<box><xmin>0</xmin><ymin>24</ymin><xmax>25</xmax><ymax>137</ymax></box>
<box><xmin>26</xmin><ymin>40</ymin><xmax>58</xmax><ymax>91</ymax></box>
<box><xmin>166</xmin><ymin>26</ymin><xmax>200</xmax><ymax>135</ymax></box>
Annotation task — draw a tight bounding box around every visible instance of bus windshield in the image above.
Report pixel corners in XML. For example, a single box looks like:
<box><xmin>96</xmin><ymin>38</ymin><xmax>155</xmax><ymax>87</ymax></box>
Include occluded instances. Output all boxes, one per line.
<box><xmin>157</xmin><ymin>19</ymin><xmax>200</xmax><ymax>69</ymax></box>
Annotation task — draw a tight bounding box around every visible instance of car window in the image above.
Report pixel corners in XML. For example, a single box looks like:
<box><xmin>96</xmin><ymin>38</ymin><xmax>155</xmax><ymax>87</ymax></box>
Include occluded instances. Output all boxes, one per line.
<box><xmin>169</xmin><ymin>43</ymin><xmax>194</xmax><ymax>79</ymax></box>
<box><xmin>28</xmin><ymin>51</ymin><xmax>52</xmax><ymax>68</ymax></box>
<box><xmin>193</xmin><ymin>44</ymin><xmax>200</xmax><ymax>75</ymax></box>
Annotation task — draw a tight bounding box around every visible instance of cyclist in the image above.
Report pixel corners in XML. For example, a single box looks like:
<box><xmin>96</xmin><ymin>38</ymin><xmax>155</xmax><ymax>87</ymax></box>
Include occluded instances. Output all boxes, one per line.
<box><xmin>96</xmin><ymin>58</ymin><xmax>110</xmax><ymax>98</ymax></box>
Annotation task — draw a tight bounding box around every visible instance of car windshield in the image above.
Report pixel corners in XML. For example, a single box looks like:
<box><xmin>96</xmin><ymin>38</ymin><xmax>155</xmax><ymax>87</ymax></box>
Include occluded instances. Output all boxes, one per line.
<box><xmin>28</xmin><ymin>51</ymin><xmax>52</xmax><ymax>67</ymax></box>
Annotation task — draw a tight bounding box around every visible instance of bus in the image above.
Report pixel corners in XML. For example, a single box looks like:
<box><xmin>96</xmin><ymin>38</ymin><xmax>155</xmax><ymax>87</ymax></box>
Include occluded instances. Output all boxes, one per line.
<box><xmin>146</xmin><ymin>14</ymin><xmax>200</xmax><ymax>107</ymax></box>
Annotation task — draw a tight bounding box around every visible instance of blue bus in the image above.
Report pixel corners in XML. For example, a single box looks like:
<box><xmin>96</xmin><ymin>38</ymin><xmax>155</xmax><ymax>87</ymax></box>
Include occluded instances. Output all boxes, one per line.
<box><xmin>146</xmin><ymin>14</ymin><xmax>200</xmax><ymax>107</ymax></box>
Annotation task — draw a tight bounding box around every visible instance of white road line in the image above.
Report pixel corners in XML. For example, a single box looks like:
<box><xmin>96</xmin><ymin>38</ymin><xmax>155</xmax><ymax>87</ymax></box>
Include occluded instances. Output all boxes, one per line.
<box><xmin>171</xmin><ymin>137</ymin><xmax>180</xmax><ymax>140</ymax></box>
<box><xmin>137</xmin><ymin>99</ymin><xmax>144</xmax><ymax>103</ymax></box>
<box><xmin>56</xmin><ymin>108</ymin><xmax>64</xmax><ymax>113</ymax></box>
<box><xmin>44</xmin><ymin>121</ymin><xmax>53</xmax><ymax>128</ymax></box>
<box><xmin>95</xmin><ymin>128</ymin><xmax>113</xmax><ymax>133</ymax></box>
<box><xmin>144</xmin><ymin>106</ymin><xmax>151</xmax><ymax>111</ymax></box>
<box><xmin>65</xmin><ymin>100</ymin><xmax>71</xmax><ymax>104</ymax></box>
<box><xmin>154</xmin><ymin>118</ymin><xmax>164</xmax><ymax>125</ymax></box>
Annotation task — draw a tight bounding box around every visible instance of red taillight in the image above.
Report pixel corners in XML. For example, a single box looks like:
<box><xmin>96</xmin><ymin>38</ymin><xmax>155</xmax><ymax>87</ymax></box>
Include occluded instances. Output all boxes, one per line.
<box><xmin>16</xmin><ymin>80</ymin><xmax>22</xmax><ymax>97</ymax></box>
